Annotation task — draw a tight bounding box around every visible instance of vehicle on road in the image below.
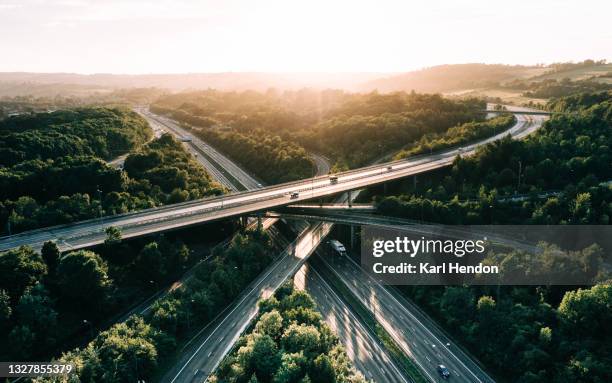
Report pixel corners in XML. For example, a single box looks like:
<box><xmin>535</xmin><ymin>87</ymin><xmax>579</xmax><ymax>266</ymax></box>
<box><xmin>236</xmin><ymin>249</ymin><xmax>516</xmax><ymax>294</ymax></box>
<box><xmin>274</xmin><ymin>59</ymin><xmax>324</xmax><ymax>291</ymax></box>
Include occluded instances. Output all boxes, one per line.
<box><xmin>329</xmin><ymin>239</ymin><xmax>347</xmax><ymax>256</ymax></box>
<box><xmin>437</xmin><ymin>364</ymin><xmax>451</xmax><ymax>379</ymax></box>
<box><xmin>330</xmin><ymin>175</ymin><xmax>338</xmax><ymax>184</ymax></box>
<box><xmin>257</xmin><ymin>183</ymin><xmax>263</xmax><ymax>188</ymax></box>
<box><xmin>290</xmin><ymin>192</ymin><xmax>299</xmax><ymax>199</ymax></box>
<box><xmin>387</xmin><ymin>165</ymin><xmax>393</xmax><ymax>171</ymax></box>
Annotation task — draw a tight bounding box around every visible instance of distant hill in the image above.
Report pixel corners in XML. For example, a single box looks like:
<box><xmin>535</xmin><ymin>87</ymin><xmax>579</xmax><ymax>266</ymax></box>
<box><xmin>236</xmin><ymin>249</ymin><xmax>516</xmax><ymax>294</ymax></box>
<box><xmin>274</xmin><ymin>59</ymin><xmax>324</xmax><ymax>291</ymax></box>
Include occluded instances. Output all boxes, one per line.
<box><xmin>528</xmin><ymin>63</ymin><xmax>612</xmax><ymax>83</ymax></box>
<box><xmin>2</xmin><ymin>61</ymin><xmax>609</xmax><ymax>98</ymax></box>
<box><xmin>0</xmin><ymin>72</ymin><xmax>386</xmax><ymax>97</ymax></box>
<box><xmin>359</xmin><ymin>63</ymin><xmax>547</xmax><ymax>93</ymax></box>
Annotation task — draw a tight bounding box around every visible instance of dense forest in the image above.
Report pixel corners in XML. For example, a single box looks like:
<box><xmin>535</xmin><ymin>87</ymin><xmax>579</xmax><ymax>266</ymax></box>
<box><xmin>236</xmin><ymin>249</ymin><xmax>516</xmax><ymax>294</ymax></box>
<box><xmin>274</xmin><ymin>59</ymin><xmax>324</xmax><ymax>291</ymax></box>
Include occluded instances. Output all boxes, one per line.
<box><xmin>0</xmin><ymin>234</ymin><xmax>191</xmax><ymax>363</ymax></box>
<box><xmin>3</xmin><ymin>229</ymin><xmax>274</xmax><ymax>382</ymax></box>
<box><xmin>395</xmin><ymin>114</ymin><xmax>515</xmax><ymax>158</ymax></box>
<box><xmin>212</xmin><ymin>282</ymin><xmax>366</xmax><ymax>383</ymax></box>
<box><xmin>378</xmin><ymin>91</ymin><xmax>612</xmax><ymax>225</ymax></box>
<box><xmin>196</xmin><ymin>129</ymin><xmax>314</xmax><ymax>184</ymax></box>
<box><xmin>0</xmin><ymin>108</ymin><xmax>223</xmax><ymax>234</ymax></box>
<box><xmin>301</xmin><ymin>93</ymin><xmax>484</xmax><ymax>167</ymax></box>
<box><xmin>0</xmin><ymin>107</ymin><xmax>151</xmax><ymax>166</ymax></box>
<box><xmin>373</xmin><ymin>91</ymin><xmax>612</xmax><ymax>382</ymax></box>
<box><xmin>152</xmin><ymin>90</ymin><xmax>487</xmax><ymax>173</ymax></box>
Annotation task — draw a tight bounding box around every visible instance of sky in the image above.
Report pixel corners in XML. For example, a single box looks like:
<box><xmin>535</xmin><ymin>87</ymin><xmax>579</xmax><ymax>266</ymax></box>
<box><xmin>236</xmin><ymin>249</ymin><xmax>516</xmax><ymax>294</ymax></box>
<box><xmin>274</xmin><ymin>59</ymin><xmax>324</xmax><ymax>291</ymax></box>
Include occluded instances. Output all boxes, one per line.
<box><xmin>0</xmin><ymin>0</ymin><xmax>611</xmax><ymax>74</ymax></box>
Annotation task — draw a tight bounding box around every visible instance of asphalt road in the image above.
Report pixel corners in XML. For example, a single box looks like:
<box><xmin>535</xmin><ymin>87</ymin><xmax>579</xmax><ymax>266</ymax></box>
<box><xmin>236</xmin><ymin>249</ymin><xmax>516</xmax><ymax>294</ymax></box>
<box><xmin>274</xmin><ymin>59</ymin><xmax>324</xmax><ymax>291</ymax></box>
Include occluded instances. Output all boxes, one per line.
<box><xmin>140</xmin><ymin>109</ymin><xmax>335</xmax><ymax>383</ymax></box>
<box><xmin>310</xmin><ymin>152</ymin><xmax>331</xmax><ymax>176</ymax></box>
<box><xmin>319</xmin><ymin>253</ymin><xmax>495</xmax><ymax>383</ymax></box>
<box><xmin>296</xmin><ymin>263</ymin><xmax>410</xmax><ymax>383</ymax></box>
<box><xmin>136</xmin><ymin>108</ymin><xmax>248</xmax><ymax>191</ymax></box>
<box><xmin>0</xmin><ymin>111</ymin><xmax>546</xmax><ymax>254</ymax></box>
<box><xmin>163</xmin><ymin>219</ymin><xmax>335</xmax><ymax>383</ymax></box>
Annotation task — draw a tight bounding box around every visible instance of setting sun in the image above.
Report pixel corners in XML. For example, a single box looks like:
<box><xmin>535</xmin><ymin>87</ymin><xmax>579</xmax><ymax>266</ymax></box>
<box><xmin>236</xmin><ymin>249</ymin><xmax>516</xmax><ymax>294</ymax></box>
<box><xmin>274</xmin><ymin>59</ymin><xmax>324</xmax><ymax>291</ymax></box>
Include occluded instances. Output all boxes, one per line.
<box><xmin>0</xmin><ymin>0</ymin><xmax>610</xmax><ymax>73</ymax></box>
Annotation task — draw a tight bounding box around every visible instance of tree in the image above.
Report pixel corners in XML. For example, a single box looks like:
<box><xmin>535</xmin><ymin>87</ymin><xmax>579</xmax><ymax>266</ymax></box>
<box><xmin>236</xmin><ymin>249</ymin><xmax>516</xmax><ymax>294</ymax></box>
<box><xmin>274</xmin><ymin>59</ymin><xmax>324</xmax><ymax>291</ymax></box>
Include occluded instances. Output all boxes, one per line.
<box><xmin>282</xmin><ymin>324</ymin><xmax>321</xmax><ymax>357</ymax></box>
<box><xmin>133</xmin><ymin>242</ymin><xmax>165</xmax><ymax>283</ymax></box>
<box><xmin>439</xmin><ymin>287</ymin><xmax>475</xmax><ymax>326</ymax></box>
<box><xmin>0</xmin><ymin>289</ymin><xmax>11</xmax><ymax>328</ymax></box>
<box><xmin>89</xmin><ymin>316</ymin><xmax>160</xmax><ymax>382</ymax></box>
<box><xmin>56</xmin><ymin>250</ymin><xmax>111</xmax><ymax>310</ymax></box>
<box><xmin>0</xmin><ymin>246</ymin><xmax>47</xmax><ymax>301</ymax></box>
<box><xmin>281</xmin><ymin>290</ymin><xmax>315</xmax><ymax>312</ymax></box>
<box><xmin>8</xmin><ymin>325</ymin><xmax>36</xmax><ymax>359</ymax></box>
<box><xmin>558</xmin><ymin>283</ymin><xmax>612</xmax><ymax>339</ymax></box>
<box><xmin>310</xmin><ymin>354</ymin><xmax>336</xmax><ymax>383</ymax></box>
<box><xmin>15</xmin><ymin>284</ymin><xmax>58</xmax><ymax>348</ymax></box>
<box><xmin>249</xmin><ymin>334</ymin><xmax>281</xmax><ymax>381</ymax></box>
<box><xmin>104</xmin><ymin>226</ymin><xmax>122</xmax><ymax>245</ymax></box>
<box><xmin>255</xmin><ymin>310</ymin><xmax>283</xmax><ymax>339</ymax></box>
<box><xmin>273</xmin><ymin>352</ymin><xmax>307</xmax><ymax>383</ymax></box>
<box><xmin>41</xmin><ymin>241</ymin><xmax>61</xmax><ymax>274</ymax></box>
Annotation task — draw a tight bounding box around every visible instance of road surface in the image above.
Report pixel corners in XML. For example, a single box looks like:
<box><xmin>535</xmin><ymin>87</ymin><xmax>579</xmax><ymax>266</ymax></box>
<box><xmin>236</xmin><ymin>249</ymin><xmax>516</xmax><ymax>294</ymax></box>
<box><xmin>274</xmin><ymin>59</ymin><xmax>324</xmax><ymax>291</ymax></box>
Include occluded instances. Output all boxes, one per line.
<box><xmin>296</xmin><ymin>263</ymin><xmax>410</xmax><ymax>383</ymax></box>
<box><xmin>318</xmin><ymin>253</ymin><xmax>495</xmax><ymax>383</ymax></box>
<box><xmin>0</xmin><ymin>111</ymin><xmax>546</xmax><ymax>253</ymax></box>
<box><xmin>162</xmin><ymin>219</ymin><xmax>335</xmax><ymax>382</ymax></box>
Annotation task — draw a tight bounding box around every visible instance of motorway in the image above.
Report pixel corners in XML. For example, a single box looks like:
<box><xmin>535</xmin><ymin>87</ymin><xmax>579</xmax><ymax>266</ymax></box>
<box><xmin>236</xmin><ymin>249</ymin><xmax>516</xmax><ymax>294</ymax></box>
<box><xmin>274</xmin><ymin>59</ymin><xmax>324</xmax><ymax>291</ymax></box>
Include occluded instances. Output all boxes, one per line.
<box><xmin>137</xmin><ymin>109</ymin><xmax>455</xmax><ymax>383</ymax></box>
<box><xmin>136</xmin><ymin>107</ymin><xmax>263</xmax><ymax>191</ymax></box>
<box><xmin>317</xmin><ymin>253</ymin><xmax>494</xmax><ymax>383</ymax></box>
<box><xmin>267</xmin><ymin>209</ymin><xmax>540</xmax><ymax>254</ymax></box>
<box><xmin>0</xmin><ymin>110</ymin><xmax>546</xmax><ymax>253</ymax></box>
<box><xmin>163</xmin><ymin>219</ymin><xmax>335</xmax><ymax>382</ymax></box>
<box><xmin>136</xmin><ymin>109</ymin><xmax>352</xmax><ymax>382</ymax></box>
<box><xmin>295</xmin><ymin>263</ymin><xmax>410</xmax><ymax>383</ymax></box>
<box><xmin>3</xmin><ymin>106</ymin><xmax>546</xmax><ymax>383</ymax></box>
<box><xmin>146</xmin><ymin>109</ymin><xmax>423</xmax><ymax>382</ymax></box>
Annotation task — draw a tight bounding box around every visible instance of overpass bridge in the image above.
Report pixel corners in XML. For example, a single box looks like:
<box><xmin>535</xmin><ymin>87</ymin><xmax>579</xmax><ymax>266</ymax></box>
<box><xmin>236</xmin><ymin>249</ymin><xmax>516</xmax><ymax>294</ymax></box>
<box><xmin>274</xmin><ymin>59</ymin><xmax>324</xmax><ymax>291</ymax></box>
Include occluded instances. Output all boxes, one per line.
<box><xmin>266</xmin><ymin>208</ymin><xmax>539</xmax><ymax>254</ymax></box>
<box><xmin>0</xmin><ymin>111</ymin><xmax>545</xmax><ymax>253</ymax></box>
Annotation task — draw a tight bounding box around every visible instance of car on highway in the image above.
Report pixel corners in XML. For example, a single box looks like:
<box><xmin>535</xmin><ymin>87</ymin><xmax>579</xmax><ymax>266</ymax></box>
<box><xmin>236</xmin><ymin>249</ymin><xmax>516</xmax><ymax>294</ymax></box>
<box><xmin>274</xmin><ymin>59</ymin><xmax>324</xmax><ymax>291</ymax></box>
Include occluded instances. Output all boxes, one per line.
<box><xmin>329</xmin><ymin>239</ymin><xmax>347</xmax><ymax>256</ymax></box>
<box><xmin>437</xmin><ymin>364</ymin><xmax>451</xmax><ymax>379</ymax></box>
<box><xmin>387</xmin><ymin>165</ymin><xmax>393</xmax><ymax>171</ymax></box>
<box><xmin>290</xmin><ymin>192</ymin><xmax>299</xmax><ymax>199</ymax></box>
<box><xmin>330</xmin><ymin>175</ymin><xmax>338</xmax><ymax>184</ymax></box>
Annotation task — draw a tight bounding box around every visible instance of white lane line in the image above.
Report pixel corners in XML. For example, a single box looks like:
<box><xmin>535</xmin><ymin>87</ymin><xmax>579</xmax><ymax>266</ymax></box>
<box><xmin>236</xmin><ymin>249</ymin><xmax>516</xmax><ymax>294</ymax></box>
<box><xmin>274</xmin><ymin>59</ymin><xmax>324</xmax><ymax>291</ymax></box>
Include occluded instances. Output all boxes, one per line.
<box><xmin>310</xmin><ymin>268</ymin><xmax>410</xmax><ymax>383</ymax></box>
<box><xmin>343</xmin><ymin>256</ymin><xmax>488</xmax><ymax>382</ymax></box>
<box><xmin>170</xmin><ymin>249</ymin><xmax>292</xmax><ymax>382</ymax></box>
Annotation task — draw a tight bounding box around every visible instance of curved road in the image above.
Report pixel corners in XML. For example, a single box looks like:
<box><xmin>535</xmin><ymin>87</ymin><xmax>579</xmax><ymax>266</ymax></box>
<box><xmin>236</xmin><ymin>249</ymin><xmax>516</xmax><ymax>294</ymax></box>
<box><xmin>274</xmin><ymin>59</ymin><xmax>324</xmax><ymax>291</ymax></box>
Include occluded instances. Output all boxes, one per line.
<box><xmin>0</xmin><ymin>111</ymin><xmax>546</xmax><ymax>254</ymax></box>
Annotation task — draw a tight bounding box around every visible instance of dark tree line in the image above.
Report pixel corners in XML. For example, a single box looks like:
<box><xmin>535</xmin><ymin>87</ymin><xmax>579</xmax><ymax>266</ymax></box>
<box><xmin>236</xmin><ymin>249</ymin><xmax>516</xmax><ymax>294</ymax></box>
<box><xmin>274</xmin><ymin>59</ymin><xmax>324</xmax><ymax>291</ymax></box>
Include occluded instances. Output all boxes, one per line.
<box><xmin>25</xmin><ymin>230</ymin><xmax>274</xmax><ymax>382</ymax></box>
<box><xmin>152</xmin><ymin>90</ymin><xmax>486</xmax><ymax>174</ymax></box>
<box><xmin>213</xmin><ymin>282</ymin><xmax>366</xmax><ymax>383</ymax></box>
<box><xmin>0</xmin><ymin>233</ymin><xmax>192</xmax><ymax>363</ymax></box>
<box><xmin>195</xmin><ymin>129</ymin><xmax>314</xmax><ymax>184</ymax></box>
<box><xmin>374</xmin><ymin>91</ymin><xmax>612</xmax><ymax>382</ymax></box>
<box><xmin>1</xmin><ymin>120</ymin><xmax>223</xmax><ymax>234</ymax></box>
<box><xmin>0</xmin><ymin>107</ymin><xmax>151</xmax><ymax>166</ymax></box>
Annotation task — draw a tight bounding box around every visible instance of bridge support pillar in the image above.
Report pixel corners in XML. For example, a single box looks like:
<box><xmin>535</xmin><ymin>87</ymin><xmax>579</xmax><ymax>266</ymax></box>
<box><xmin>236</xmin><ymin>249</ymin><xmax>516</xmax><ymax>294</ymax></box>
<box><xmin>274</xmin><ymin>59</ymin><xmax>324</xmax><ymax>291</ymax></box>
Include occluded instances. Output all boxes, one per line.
<box><xmin>348</xmin><ymin>190</ymin><xmax>352</xmax><ymax>207</ymax></box>
<box><xmin>350</xmin><ymin>225</ymin><xmax>355</xmax><ymax>249</ymax></box>
<box><xmin>257</xmin><ymin>214</ymin><xmax>262</xmax><ymax>232</ymax></box>
<box><xmin>240</xmin><ymin>216</ymin><xmax>247</xmax><ymax>229</ymax></box>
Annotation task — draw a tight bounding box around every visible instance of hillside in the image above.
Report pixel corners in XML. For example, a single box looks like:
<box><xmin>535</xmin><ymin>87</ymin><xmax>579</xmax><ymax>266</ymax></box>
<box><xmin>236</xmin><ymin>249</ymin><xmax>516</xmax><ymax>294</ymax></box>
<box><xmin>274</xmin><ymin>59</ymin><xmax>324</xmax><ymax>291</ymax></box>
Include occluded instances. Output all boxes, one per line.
<box><xmin>530</xmin><ymin>63</ymin><xmax>612</xmax><ymax>83</ymax></box>
<box><xmin>359</xmin><ymin>63</ymin><xmax>547</xmax><ymax>93</ymax></box>
<box><xmin>0</xmin><ymin>72</ymin><xmax>385</xmax><ymax>96</ymax></box>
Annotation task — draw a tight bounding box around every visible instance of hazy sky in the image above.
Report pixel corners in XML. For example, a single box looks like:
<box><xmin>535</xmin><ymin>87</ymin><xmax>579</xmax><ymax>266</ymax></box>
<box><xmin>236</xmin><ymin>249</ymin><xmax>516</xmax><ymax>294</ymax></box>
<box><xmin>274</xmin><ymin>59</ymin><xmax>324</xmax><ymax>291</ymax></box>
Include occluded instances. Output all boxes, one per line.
<box><xmin>1</xmin><ymin>0</ymin><xmax>611</xmax><ymax>74</ymax></box>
